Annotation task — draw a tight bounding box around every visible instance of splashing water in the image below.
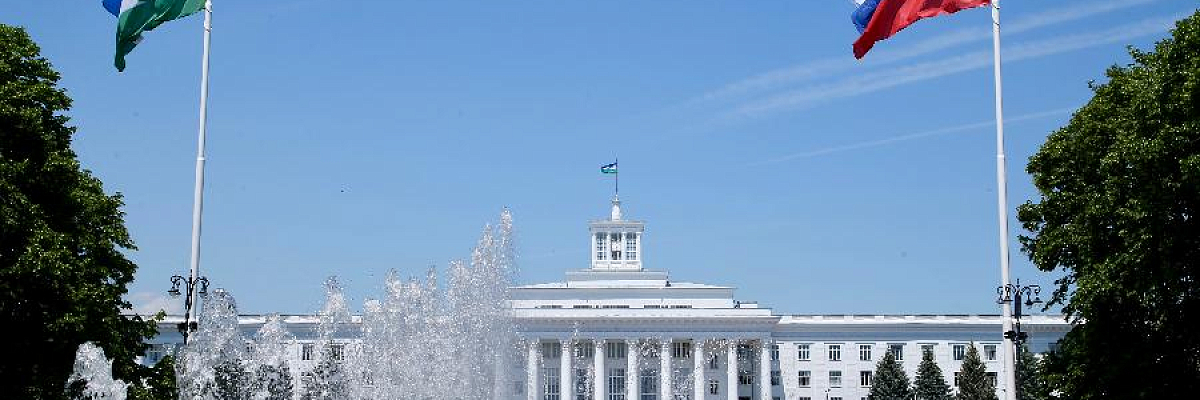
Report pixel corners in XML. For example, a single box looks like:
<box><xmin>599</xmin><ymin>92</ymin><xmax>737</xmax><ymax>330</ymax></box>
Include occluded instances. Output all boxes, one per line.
<box><xmin>167</xmin><ymin>209</ymin><xmax>518</xmax><ymax>400</ymax></box>
<box><xmin>67</xmin><ymin>342</ymin><xmax>128</xmax><ymax>400</ymax></box>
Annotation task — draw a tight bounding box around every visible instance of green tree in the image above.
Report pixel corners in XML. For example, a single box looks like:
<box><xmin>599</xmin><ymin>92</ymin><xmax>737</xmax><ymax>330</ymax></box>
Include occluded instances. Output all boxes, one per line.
<box><xmin>913</xmin><ymin>348</ymin><xmax>952</xmax><ymax>400</ymax></box>
<box><xmin>0</xmin><ymin>24</ymin><xmax>162</xmax><ymax>399</ymax></box>
<box><xmin>255</xmin><ymin>363</ymin><xmax>295</xmax><ymax>400</ymax></box>
<box><xmin>1016</xmin><ymin>10</ymin><xmax>1200</xmax><ymax>400</ymax></box>
<box><xmin>1015</xmin><ymin>345</ymin><xmax>1047</xmax><ymax>400</ymax></box>
<box><xmin>955</xmin><ymin>344</ymin><xmax>996</xmax><ymax>400</ymax></box>
<box><xmin>869</xmin><ymin>351</ymin><xmax>913</xmax><ymax>400</ymax></box>
<box><xmin>212</xmin><ymin>360</ymin><xmax>250</xmax><ymax>400</ymax></box>
<box><xmin>300</xmin><ymin>347</ymin><xmax>348</xmax><ymax>400</ymax></box>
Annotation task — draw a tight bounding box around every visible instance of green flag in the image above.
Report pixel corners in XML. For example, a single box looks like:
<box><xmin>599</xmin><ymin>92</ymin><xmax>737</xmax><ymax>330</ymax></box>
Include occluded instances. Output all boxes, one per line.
<box><xmin>103</xmin><ymin>0</ymin><xmax>206</xmax><ymax>71</ymax></box>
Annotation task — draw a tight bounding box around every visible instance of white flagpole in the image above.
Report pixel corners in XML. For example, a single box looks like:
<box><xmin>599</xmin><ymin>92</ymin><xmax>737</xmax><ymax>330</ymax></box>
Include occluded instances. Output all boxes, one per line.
<box><xmin>990</xmin><ymin>1</ymin><xmax>1017</xmax><ymax>399</ymax></box>
<box><xmin>185</xmin><ymin>0</ymin><xmax>214</xmax><ymax>339</ymax></box>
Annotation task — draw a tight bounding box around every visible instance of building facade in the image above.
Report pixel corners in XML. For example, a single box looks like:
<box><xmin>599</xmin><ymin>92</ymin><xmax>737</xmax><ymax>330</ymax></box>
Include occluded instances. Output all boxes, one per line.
<box><xmin>149</xmin><ymin>197</ymin><xmax>1070</xmax><ymax>400</ymax></box>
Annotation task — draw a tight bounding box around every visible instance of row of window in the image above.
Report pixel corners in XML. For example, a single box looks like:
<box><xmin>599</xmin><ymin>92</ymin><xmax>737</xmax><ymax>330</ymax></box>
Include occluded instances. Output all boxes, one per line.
<box><xmin>539</xmin><ymin>342</ymin><xmax>698</xmax><ymax>360</ymax></box>
<box><xmin>299</xmin><ymin>343</ymin><xmax>344</xmax><ymax>361</ymax></box>
<box><xmin>595</xmin><ymin>233</ymin><xmax>639</xmax><ymax>261</ymax></box>
<box><xmin>790</xmin><ymin>343</ymin><xmax>998</xmax><ymax>362</ymax></box>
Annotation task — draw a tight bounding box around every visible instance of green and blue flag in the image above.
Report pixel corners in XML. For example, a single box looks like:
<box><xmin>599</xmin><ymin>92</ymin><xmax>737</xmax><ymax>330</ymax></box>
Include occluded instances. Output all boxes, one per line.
<box><xmin>102</xmin><ymin>0</ymin><xmax>206</xmax><ymax>71</ymax></box>
<box><xmin>601</xmin><ymin>162</ymin><xmax>618</xmax><ymax>174</ymax></box>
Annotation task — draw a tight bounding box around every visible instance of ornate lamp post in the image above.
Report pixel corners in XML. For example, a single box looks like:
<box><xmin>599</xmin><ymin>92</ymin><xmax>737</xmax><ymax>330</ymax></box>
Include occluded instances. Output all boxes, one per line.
<box><xmin>168</xmin><ymin>274</ymin><xmax>210</xmax><ymax>343</ymax></box>
<box><xmin>996</xmin><ymin>280</ymin><xmax>1042</xmax><ymax>398</ymax></box>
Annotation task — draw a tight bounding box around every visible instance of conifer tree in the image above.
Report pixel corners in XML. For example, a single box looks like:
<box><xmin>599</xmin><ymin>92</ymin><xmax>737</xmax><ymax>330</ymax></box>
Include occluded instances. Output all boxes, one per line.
<box><xmin>955</xmin><ymin>344</ymin><xmax>997</xmax><ymax>400</ymax></box>
<box><xmin>869</xmin><ymin>351</ymin><xmax>913</xmax><ymax>400</ymax></box>
<box><xmin>1015</xmin><ymin>345</ymin><xmax>1047</xmax><ymax>400</ymax></box>
<box><xmin>913</xmin><ymin>348</ymin><xmax>952</xmax><ymax>400</ymax></box>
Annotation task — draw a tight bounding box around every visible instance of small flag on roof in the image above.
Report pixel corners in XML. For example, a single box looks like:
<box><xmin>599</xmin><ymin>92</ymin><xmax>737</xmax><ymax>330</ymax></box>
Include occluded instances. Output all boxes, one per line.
<box><xmin>600</xmin><ymin>162</ymin><xmax>618</xmax><ymax>174</ymax></box>
<box><xmin>102</xmin><ymin>0</ymin><xmax>206</xmax><ymax>71</ymax></box>
<box><xmin>851</xmin><ymin>0</ymin><xmax>991</xmax><ymax>59</ymax></box>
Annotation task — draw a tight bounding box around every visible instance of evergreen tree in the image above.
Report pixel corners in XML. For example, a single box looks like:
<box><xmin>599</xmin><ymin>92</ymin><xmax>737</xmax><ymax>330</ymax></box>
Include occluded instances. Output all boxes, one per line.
<box><xmin>212</xmin><ymin>360</ymin><xmax>250</xmax><ymax>400</ymax></box>
<box><xmin>869</xmin><ymin>351</ymin><xmax>913</xmax><ymax>400</ymax></box>
<box><xmin>0</xmin><ymin>24</ymin><xmax>160</xmax><ymax>400</ymax></box>
<box><xmin>913</xmin><ymin>348</ymin><xmax>952</xmax><ymax>400</ymax></box>
<box><xmin>256</xmin><ymin>363</ymin><xmax>295</xmax><ymax>400</ymax></box>
<box><xmin>955</xmin><ymin>344</ymin><xmax>997</xmax><ymax>400</ymax></box>
<box><xmin>1016</xmin><ymin>345</ymin><xmax>1047</xmax><ymax>400</ymax></box>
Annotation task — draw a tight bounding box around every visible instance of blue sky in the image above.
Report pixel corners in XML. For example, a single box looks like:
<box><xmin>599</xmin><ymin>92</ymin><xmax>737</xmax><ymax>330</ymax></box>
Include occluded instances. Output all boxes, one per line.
<box><xmin>6</xmin><ymin>0</ymin><xmax>1192</xmax><ymax>315</ymax></box>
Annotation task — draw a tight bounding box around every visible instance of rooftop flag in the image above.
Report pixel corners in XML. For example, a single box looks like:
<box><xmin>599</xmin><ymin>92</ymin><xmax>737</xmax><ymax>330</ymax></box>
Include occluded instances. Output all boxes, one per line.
<box><xmin>102</xmin><ymin>0</ymin><xmax>206</xmax><ymax>71</ymax></box>
<box><xmin>601</xmin><ymin>162</ymin><xmax>618</xmax><ymax>174</ymax></box>
<box><xmin>851</xmin><ymin>0</ymin><xmax>991</xmax><ymax>59</ymax></box>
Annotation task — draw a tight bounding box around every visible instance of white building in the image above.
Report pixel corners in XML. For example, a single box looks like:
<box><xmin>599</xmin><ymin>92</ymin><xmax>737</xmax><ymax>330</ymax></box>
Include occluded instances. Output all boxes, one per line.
<box><xmin>148</xmin><ymin>196</ymin><xmax>1070</xmax><ymax>400</ymax></box>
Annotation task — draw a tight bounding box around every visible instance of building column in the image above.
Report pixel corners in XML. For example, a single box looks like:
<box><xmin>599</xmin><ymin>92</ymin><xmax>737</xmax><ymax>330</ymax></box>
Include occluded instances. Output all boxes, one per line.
<box><xmin>726</xmin><ymin>341</ymin><xmax>738</xmax><ymax>400</ymax></box>
<box><xmin>628</xmin><ymin>340</ymin><xmax>640</xmax><ymax>400</ymax></box>
<box><xmin>758</xmin><ymin>340</ymin><xmax>771</xmax><ymax>400</ymax></box>
<box><xmin>693</xmin><ymin>339</ymin><xmax>705</xmax><ymax>400</ymax></box>
<box><xmin>562</xmin><ymin>340</ymin><xmax>573</xmax><ymax>400</ymax></box>
<box><xmin>661</xmin><ymin>340</ymin><xmax>673</xmax><ymax>400</ymax></box>
<box><xmin>595</xmin><ymin>340</ymin><xmax>606</xmax><ymax>400</ymax></box>
<box><xmin>528</xmin><ymin>340</ymin><xmax>540</xmax><ymax>400</ymax></box>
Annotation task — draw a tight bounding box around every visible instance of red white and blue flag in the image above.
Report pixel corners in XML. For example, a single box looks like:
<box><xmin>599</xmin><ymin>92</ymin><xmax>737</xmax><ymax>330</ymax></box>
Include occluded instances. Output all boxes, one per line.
<box><xmin>851</xmin><ymin>0</ymin><xmax>991</xmax><ymax>59</ymax></box>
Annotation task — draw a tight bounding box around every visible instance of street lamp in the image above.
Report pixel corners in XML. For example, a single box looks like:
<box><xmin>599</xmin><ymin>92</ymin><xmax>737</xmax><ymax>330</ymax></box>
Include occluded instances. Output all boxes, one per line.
<box><xmin>168</xmin><ymin>274</ymin><xmax>210</xmax><ymax>343</ymax></box>
<box><xmin>996</xmin><ymin>279</ymin><xmax>1042</xmax><ymax>399</ymax></box>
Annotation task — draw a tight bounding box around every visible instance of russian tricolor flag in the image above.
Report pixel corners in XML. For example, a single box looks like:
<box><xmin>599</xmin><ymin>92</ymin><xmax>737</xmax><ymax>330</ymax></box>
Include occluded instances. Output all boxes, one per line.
<box><xmin>852</xmin><ymin>0</ymin><xmax>991</xmax><ymax>59</ymax></box>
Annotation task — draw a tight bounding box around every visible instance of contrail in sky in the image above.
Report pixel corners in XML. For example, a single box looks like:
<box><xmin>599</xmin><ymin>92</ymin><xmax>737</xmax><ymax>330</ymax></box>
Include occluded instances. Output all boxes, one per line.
<box><xmin>692</xmin><ymin>0</ymin><xmax>1163</xmax><ymax>105</ymax></box>
<box><xmin>725</xmin><ymin>13</ymin><xmax>1181</xmax><ymax>119</ymax></box>
<box><xmin>748</xmin><ymin>107</ymin><xmax>1076</xmax><ymax>165</ymax></box>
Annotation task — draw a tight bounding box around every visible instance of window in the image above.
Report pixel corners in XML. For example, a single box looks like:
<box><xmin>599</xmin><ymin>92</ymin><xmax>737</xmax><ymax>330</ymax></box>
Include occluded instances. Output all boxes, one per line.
<box><xmin>953</xmin><ymin>344</ymin><xmax>966</xmax><ymax>361</ymax></box>
<box><xmin>543</xmin><ymin>342</ymin><xmax>563</xmax><ymax>358</ymax></box>
<box><xmin>607</xmin><ymin>342</ymin><xmax>627</xmax><ymax>359</ymax></box>
<box><xmin>574</xmin><ymin>342</ymin><xmax>594</xmax><ymax>358</ymax></box>
<box><xmin>798</xmin><ymin>371</ymin><xmax>811</xmax><ymax>387</ymax></box>
<box><xmin>301</xmin><ymin>343</ymin><xmax>314</xmax><ymax>361</ymax></box>
<box><xmin>828</xmin><ymin>344</ymin><xmax>842</xmax><ymax>361</ymax></box>
<box><xmin>797</xmin><ymin>344</ymin><xmax>811</xmax><ymax>361</ymax></box>
<box><xmin>515</xmin><ymin>380</ymin><xmax>525</xmax><ymax>394</ymax></box>
<box><xmin>984</xmin><ymin>345</ymin><xmax>998</xmax><ymax>361</ymax></box>
<box><xmin>708</xmin><ymin>355</ymin><xmax>720</xmax><ymax>370</ymax></box>
<box><xmin>799</xmin><ymin>398</ymin><xmax>811</xmax><ymax>400</ymax></box>
<box><xmin>888</xmin><ymin>344</ymin><xmax>903</xmax><ymax>361</ymax></box>
<box><xmin>672</xmin><ymin>342</ymin><xmax>691</xmax><ymax>359</ymax></box>
<box><xmin>145</xmin><ymin>344</ymin><xmax>166</xmax><ymax>364</ymax></box>
<box><xmin>573</xmin><ymin>305</ymin><xmax>594</xmax><ymax>309</ymax></box>
<box><xmin>608</xmin><ymin>369</ymin><xmax>626</xmax><ymax>400</ymax></box>
<box><xmin>830</xmin><ymin>371</ymin><xmax>842</xmax><ymax>387</ymax></box>
<box><xmin>708</xmin><ymin>380</ymin><xmax>719</xmax><ymax>395</ymax></box>
<box><xmin>596</xmin><ymin>234</ymin><xmax>607</xmax><ymax>261</ymax></box>
<box><xmin>771</xmin><ymin>370</ymin><xmax>781</xmax><ymax>386</ymax></box>
<box><xmin>601</xmin><ymin>305</ymin><xmax>630</xmax><ymax>309</ymax></box>
<box><xmin>610</xmin><ymin>233</ymin><xmax>622</xmax><ymax>261</ymax></box>
<box><xmin>576</xmin><ymin>368</ymin><xmax>592</xmax><ymax>400</ymax></box>
<box><xmin>858</xmin><ymin>344</ymin><xmax>872</xmax><ymax>361</ymax></box>
<box><xmin>771</xmin><ymin>344</ymin><xmax>779</xmax><ymax>361</ymax></box>
<box><xmin>544</xmin><ymin>368</ymin><xmax>561</xmax><ymax>400</ymax></box>
<box><xmin>831</xmin><ymin>397</ymin><xmax>843</xmax><ymax>400</ymax></box>
<box><xmin>953</xmin><ymin>372</ymin><xmax>961</xmax><ymax>388</ymax></box>
<box><xmin>921</xmin><ymin>344</ymin><xmax>935</xmax><ymax>357</ymax></box>
<box><xmin>330</xmin><ymin>343</ymin><xmax>345</xmax><ymax>361</ymax></box>
<box><xmin>640</xmin><ymin>369</ymin><xmax>658</xmax><ymax>400</ymax></box>
<box><xmin>738</xmin><ymin>374</ymin><xmax>754</xmax><ymax>385</ymax></box>
<box><xmin>538</xmin><ymin>305</ymin><xmax>564</xmax><ymax>309</ymax></box>
<box><xmin>860</xmin><ymin>371</ymin><xmax>872</xmax><ymax>387</ymax></box>
<box><xmin>987</xmin><ymin>372</ymin><xmax>998</xmax><ymax>387</ymax></box>
<box><xmin>625</xmin><ymin>234</ymin><xmax>637</xmax><ymax>260</ymax></box>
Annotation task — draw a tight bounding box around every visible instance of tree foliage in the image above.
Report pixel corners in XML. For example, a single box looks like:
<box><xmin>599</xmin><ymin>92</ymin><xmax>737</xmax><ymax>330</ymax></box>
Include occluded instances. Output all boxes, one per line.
<box><xmin>913</xmin><ymin>348</ymin><xmax>952</xmax><ymax>400</ymax></box>
<box><xmin>1016</xmin><ymin>10</ymin><xmax>1200</xmax><ymax>400</ymax></box>
<box><xmin>1015</xmin><ymin>345</ymin><xmax>1047</xmax><ymax>400</ymax></box>
<box><xmin>0</xmin><ymin>24</ymin><xmax>162</xmax><ymax>399</ymax></box>
<box><xmin>955</xmin><ymin>344</ymin><xmax>996</xmax><ymax>400</ymax></box>
<box><xmin>255</xmin><ymin>363</ymin><xmax>294</xmax><ymax>400</ymax></box>
<box><xmin>300</xmin><ymin>346</ymin><xmax>348</xmax><ymax>400</ymax></box>
<box><xmin>869</xmin><ymin>351</ymin><xmax>913</xmax><ymax>400</ymax></box>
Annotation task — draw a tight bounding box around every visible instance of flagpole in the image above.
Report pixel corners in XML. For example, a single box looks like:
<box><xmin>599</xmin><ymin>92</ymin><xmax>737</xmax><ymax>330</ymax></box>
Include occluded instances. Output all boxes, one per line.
<box><xmin>990</xmin><ymin>1</ymin><xmax>1017</xmax><ymax>400</ymax></box>
<box><xmin>615</xmin><ymin>158</ymin><xmax>619</xmax><ymax>196</ymax></box>
<box><xmin>185</xmin><ymin>0</ymin><xmax>214</xmax><ymax>341</ymax></box>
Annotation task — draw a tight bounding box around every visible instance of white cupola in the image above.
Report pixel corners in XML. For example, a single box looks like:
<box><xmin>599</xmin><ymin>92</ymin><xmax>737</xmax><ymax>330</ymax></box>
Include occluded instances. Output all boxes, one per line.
<box><xmin>589</xmin><ymin>195</ymin><xmax>644</xmax><ymax>271</ymax></box>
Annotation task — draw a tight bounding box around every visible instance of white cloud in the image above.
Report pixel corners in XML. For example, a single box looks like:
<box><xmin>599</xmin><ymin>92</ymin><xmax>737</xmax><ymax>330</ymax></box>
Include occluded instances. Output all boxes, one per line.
<box><xmin>126</xmin><ymin>291</ymin><xmax>183</xmax><ymax>316</ymax></box>
<box><xmin>749</xmin><ymin>107</ymin><xmax>1075</xmax><ymax>165</ymax></box>
<box><xmin>723</xmin><ymin>14</ymin><xmax>1180</xmax><ymax>119</ymax></box>
<box><xmin>692</xmin><ymin>0</ymin><xmax>1162</xmax><ymax>105</ymax></box>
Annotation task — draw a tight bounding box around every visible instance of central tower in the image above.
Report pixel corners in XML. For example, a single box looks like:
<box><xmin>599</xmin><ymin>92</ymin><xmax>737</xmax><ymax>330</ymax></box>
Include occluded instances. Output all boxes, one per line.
<box><xmin>588</xmin><ymin>195</ymin><xmax>644</xmax><ymax>271</ymax></box>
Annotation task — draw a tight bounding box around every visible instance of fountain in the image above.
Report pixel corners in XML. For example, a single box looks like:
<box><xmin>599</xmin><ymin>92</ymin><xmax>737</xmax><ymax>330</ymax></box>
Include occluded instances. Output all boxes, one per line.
<box><xmin>67</xmin><ymin>342</ymin><xmax>129</xmax><ymax>400</ymax></box>
<box><xmin>72</xmin><ymin>210</ymin><xmax>518</xmax><ymax>400</ymax></box>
